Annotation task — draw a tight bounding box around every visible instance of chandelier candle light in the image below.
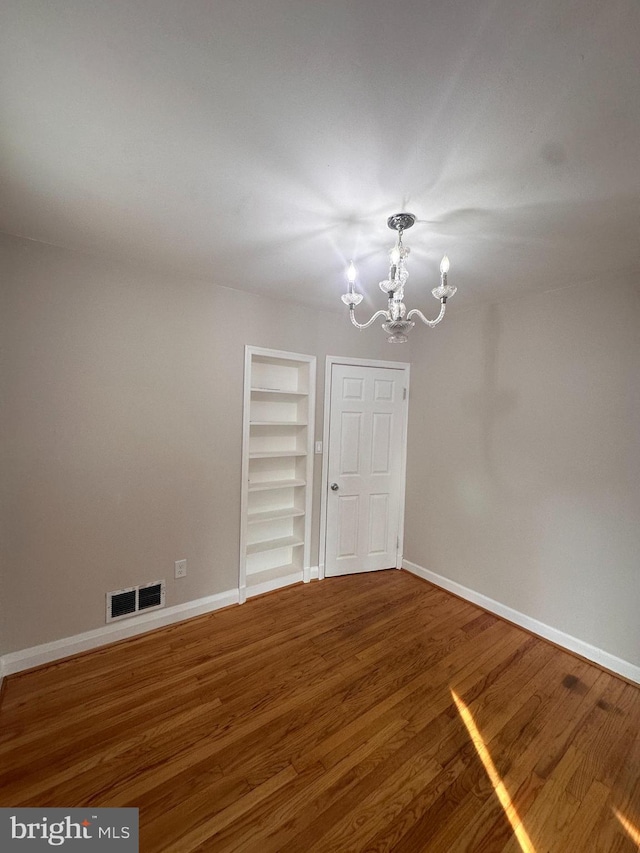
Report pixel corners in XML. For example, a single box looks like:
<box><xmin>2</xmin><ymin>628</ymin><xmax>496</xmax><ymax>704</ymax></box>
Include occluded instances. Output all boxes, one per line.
<box><xmin>341</xmin><ymin>213</ymin><xmax>456</xmax><ymax>343</ymax></box>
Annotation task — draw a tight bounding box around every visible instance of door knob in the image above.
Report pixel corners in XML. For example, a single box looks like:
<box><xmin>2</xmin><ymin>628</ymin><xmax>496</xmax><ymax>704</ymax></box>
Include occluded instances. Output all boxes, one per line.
<box><xmin>330</xmin><ymin>483</ymin><xmax>339</xmax><ymax>491</ymax></box>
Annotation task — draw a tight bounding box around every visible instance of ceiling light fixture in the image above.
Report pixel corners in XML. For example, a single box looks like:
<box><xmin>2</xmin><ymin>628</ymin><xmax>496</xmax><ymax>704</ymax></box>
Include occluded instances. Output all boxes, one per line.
<box><xmin>341</xmin><ymin>213</ymin><xmax>456</xmax><ymax>343</ymax></box>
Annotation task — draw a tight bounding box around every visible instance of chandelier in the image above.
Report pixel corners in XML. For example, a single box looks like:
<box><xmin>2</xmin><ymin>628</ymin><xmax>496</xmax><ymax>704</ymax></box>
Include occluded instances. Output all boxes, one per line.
<box><xmin>341</xmin><ymin>213</ymin><xmax>456</xmax><ymax>343</ymax></box>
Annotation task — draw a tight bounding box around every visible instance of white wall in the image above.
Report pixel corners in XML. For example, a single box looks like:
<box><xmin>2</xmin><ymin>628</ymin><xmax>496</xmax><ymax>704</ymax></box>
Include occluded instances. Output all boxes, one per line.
<box><xmin>4</xmin><ymin>229</ymin><xmax>639</xmax><ymax>675</ymax></box>
<box><xmin>404</xmin><ymin>278</ymin><xmax>640</xmax><ymax>668</ymax></box>
<box><xmin>0</xmin><ymin>233</ymin><xmax>403</xmax><ymax>656</ymax></box>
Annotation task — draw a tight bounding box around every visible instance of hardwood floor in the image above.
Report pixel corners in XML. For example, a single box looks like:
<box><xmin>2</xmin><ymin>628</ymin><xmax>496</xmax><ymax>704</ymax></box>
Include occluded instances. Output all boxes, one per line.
<box><xmin>1</xmin><ymin>570</ymin><xmax>638</xmax><ymax>852</ymax></box>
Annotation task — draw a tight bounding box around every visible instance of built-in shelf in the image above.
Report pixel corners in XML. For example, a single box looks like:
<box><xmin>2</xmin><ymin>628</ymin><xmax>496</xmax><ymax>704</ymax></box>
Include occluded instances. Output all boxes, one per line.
<box><xmin>250</xmin><ymin>388</ymin><xmax>308</xmax><ymax>398</ymax></box>
<box><xmin>249</xmin><ymin>450</ymin><xmax>307</xmax><ymax>459</ymax></box>
<box><xmin>240</xmin><ymin>347</ymin><xmax>316</xmax><ymax>602</ymax></box>
<box><xmin>246</xmin><ymin>564</ymin><xmax>302</xmax><ymax>589</ymax></box>
<box><xmin>248</xmin><ymin>507</ymin><xmax>306</xmax><ymax>524</ymax></box>
<box><xmin>250</xmin><ymin>420</ymin><xmax>308</xmax><ymax>426</ymax></box>
<box><xmin>247</xmin><ymin>478</ymin><xmax>306</xmax><ymax>492</ymax></box>
<box><xmin>246</xmin><ymin>535</ymin><xmax>304</xmax><ymax>555</ymax></box>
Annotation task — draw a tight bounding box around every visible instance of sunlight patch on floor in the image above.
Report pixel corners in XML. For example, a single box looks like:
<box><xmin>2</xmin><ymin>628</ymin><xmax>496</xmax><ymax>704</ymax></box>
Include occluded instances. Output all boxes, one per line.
<box><xmin>613</xmin><ymin>807</ymin><xmax>640</xmax><ymax>845</ymax></box>
<box><xmin>451</xmin><ymin>690</ymin><xmax>536</xmax><ymax>853</ymax></box>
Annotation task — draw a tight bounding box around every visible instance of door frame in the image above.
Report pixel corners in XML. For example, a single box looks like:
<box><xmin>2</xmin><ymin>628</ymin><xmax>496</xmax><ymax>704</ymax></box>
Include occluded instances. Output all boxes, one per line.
<box><xmin>319</xmin><ymin>355</ymin><xmax>411</xmax><ymax>580</ymax></box>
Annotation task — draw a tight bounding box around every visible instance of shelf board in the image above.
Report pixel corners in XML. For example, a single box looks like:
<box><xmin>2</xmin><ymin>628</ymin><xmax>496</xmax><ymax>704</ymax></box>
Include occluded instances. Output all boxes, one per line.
<box><xmin>249</xmin><ymin>450</ymin><xmax>307</xmax><ymax>458</ymax></box>
<box><xmin>248</xmin><ymin>478</ymin><xmax>306</xmax><ymax>492</ymax></box>
<box><xmin>246</xmin><ymin>535</ymin><xmax>304</xmax><ymax>555</ymax></box>
<box><xmin>250</xmin><ymin>421</ymin><xmax>308</xmax><ymax>426</ymax></box>
<box><xmin>247</xmin><ymin>507</ymin><xmax>306</xmax><ymax>524</ymax></box>
<box><xmin>250</xmin><ymin>388</ymin><xmax>308</xmax><ymax>398</ymax></box>
<box><xmin>246</xmin><ymin>564</ymin><xmax>301</xmax><ymax>584</ymax></box>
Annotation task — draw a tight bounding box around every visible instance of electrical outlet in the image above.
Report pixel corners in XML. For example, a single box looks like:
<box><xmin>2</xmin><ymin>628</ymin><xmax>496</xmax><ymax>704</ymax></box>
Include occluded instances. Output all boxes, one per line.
<box><xmin>175</xmin><ymin>559</ymin><xmax>187</xmax><ymax>579</ymax></box>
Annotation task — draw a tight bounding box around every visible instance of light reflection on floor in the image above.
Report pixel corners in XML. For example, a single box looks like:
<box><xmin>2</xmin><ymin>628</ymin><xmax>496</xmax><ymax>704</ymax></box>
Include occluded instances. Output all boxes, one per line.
<box><xmin>451</xmin><ymin>689</ymin><xmax>536</xmax><ymax>853</ymax></box>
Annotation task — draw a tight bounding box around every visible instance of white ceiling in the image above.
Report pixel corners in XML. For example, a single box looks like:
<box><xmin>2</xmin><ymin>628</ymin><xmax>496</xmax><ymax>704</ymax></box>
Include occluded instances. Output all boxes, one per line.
<box><xmin>1</xmin><ymin>0</ymin><xmax>639</xmax><ymax>313</ymax></box>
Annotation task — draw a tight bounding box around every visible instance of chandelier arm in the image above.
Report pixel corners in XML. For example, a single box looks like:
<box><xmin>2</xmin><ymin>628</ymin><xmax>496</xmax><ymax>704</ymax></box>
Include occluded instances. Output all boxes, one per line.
<box><xmin>349</xmin><ymin>307</ymin><xmax>389</xmax><ymax>330</ymax></box>
<box><xmin>406</xmin><ymin>302</ymin><xmax>447</xmax><ymax>328</ymax></box>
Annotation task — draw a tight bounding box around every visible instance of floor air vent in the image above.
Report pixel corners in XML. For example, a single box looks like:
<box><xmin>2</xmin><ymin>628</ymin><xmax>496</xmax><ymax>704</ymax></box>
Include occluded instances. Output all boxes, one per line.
<box><xmin>106</xmin><ymin>580</ymin><xmax>165</xmax><ymax>623</ymax></box>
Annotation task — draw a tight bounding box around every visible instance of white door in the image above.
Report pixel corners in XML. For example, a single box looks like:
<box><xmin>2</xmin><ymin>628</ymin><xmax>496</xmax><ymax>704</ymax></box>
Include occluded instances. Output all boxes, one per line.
<box><xmin>325</xmin><ymin>363</ymin><xmax>407</xmax><ymax>576</ymax></box>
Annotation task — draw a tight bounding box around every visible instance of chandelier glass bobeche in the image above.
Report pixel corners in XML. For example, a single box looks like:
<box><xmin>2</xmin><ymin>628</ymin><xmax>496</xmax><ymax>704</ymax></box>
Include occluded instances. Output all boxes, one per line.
<box><xmin>341</xmin><ymin>213</ymin><xmax>456</xmax><ymax>343</ymax></box>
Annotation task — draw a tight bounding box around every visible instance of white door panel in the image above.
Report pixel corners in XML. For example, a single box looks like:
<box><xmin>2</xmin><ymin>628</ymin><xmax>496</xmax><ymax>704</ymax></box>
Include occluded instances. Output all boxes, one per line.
<box><xmin>337</xmin><ymin>494</ymin><xmax>359</xmax><ymax>558</ymax></box>
<box><xmin>339</xmin><ymin>412</ymin><xmax>362</xmax><ymax>475</ymax></box>
<box><xmin>371</xmin><ymin>412</ymin><xmax>392</xmax><ymax>473</ymax></box>
<box><xmin>325</xmin><ymin>363</ymin><xmax>406</xmax><ymax>576</ymax></box>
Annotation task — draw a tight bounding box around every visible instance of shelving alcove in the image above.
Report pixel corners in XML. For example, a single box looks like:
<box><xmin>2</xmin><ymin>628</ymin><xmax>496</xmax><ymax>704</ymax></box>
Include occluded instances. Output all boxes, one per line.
<box><xmin>239</xmin><ymin>346</ymin><xmax>316</xmax><ymax>602</ymax></box>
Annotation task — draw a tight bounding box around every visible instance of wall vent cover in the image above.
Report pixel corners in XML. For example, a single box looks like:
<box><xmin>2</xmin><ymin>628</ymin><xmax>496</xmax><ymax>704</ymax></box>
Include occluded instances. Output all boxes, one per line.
<box><xmin>106</xmin><ymin>580</ymin><xmax>165</xmax><ymax>623</ymax></box>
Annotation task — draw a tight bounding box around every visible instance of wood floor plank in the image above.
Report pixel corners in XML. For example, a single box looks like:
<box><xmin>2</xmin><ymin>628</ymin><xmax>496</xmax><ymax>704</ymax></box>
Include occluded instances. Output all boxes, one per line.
<box><xmin>211</xmin><ymin>719</ymin><xmax>413</xmax><ymax>853</ymax></box>
<box><xmin>1</xmin><ymin>570</ymin><xmax>638</xmax><ymax>852</ymax></box>
<box><xmin>307</xmin><ymin>750</ymin><xmax>444</xmax><ymax>853</ymax></box>
<box><xmin>376</xmin><ymin>643</ymin><xmax>557</xmax><ymax>851</ymax></box>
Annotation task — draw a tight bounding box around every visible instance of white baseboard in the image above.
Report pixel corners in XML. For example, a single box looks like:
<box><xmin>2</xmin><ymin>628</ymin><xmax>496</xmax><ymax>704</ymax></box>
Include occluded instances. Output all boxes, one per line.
<box><xmin>403</xmin><ymin>560</ymin><xmax>640</xmax><ymax>685</ymax></box>
<box><xmin>0</xmin><ymin>588</ymin><xmax>239</xmax><ymax>679</ymax></box>
<box><xmin>0</xmin><ymin>567</ymin><xmax>327</xmax><ymax>686</ymax></box>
